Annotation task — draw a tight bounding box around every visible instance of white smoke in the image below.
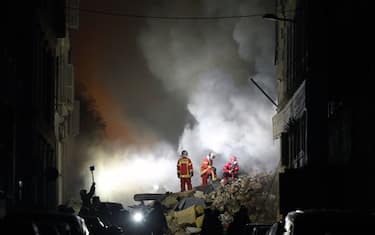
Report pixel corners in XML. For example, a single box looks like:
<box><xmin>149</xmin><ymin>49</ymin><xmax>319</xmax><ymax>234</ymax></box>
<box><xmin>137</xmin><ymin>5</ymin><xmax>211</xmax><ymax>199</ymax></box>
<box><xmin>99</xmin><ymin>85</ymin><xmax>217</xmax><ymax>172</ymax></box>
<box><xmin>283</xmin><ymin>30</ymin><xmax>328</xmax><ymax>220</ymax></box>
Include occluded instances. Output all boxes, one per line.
<box><xmin>80</xmin><ymin>142</ymin><xmax>179</xmax><ymax>205</ymax></box>
<box><xmin>138</xmin><ymin>0</ymin><xmax>279</xmax><ymax>184</ymax></box>
<box><xmin>75</xmin><ymin>0</ymin><xmax>279</xmax><ymax>207</ymax></box>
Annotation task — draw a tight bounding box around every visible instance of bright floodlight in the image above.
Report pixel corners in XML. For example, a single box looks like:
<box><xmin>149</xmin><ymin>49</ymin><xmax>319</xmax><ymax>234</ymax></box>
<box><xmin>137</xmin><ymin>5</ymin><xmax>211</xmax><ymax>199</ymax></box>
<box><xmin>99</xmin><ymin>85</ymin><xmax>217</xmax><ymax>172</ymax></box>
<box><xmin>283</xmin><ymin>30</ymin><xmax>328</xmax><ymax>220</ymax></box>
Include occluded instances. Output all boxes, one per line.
<box><xmin>132</xmin><ymin>212</ymin><xmax>144</xmax><ymax>223</ymax></box>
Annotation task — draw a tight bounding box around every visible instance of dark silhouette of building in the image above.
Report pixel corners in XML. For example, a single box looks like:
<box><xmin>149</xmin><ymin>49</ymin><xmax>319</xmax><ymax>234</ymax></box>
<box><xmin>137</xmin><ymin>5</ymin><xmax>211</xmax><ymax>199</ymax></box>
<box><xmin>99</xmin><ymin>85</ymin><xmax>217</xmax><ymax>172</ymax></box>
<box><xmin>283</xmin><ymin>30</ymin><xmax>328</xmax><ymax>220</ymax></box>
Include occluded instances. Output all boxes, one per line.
<box><xmin>1</xmin><ymin>1</ymin><xmax>79</xmax><ymax>212</ymax></box>
<box><xmin>272</xmin><ymin>0</ymin><xmax>375</xmax><ymax>215</ymax></box>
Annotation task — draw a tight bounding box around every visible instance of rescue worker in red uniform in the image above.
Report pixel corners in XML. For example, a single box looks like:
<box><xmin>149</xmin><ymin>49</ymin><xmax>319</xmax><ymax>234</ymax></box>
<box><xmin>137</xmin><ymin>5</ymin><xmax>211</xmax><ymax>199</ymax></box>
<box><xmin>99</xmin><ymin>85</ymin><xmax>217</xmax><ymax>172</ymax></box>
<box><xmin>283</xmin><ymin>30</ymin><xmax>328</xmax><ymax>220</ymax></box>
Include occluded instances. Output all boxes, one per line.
<box><xmin>223</xmin><ymin>156</ymin><xmax>239</xmax><ymax>184</ymax></box>
<box><xmin>200</xmin><ymin>152</ymin><xmax>216</xmax><ymax>186</ymax></box>
<box><xmin>177</xmin><ymin>150</ymin><xmax>193</xmax><ymax>192</ymax></box>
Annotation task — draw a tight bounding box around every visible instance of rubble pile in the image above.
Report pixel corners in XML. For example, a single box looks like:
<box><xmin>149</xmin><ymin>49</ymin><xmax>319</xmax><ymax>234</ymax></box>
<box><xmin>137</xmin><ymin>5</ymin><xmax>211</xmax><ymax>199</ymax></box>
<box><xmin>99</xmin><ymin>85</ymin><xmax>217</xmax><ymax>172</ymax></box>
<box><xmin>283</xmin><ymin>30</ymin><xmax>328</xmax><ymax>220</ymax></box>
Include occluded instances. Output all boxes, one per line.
<box><xmin>208</xmin><ymin>173</ymin><xmax>278</xmax><ymax>222</ymax></box>
<box><xmin>162</xmin><ymin>173</ymin><xmax>278</xmax><ymax>234</ymax></box>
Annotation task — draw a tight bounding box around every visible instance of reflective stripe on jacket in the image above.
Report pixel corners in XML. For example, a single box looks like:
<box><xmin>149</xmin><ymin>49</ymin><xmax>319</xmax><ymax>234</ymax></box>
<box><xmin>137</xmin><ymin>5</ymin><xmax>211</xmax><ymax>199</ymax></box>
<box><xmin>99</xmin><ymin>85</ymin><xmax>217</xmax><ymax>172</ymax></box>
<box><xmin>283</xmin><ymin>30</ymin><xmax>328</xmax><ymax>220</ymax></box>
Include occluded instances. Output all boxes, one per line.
<box><xmin>177</xmin><ymin>157</ymin><xmax>193</xmax><ymax>178</ymax></box>
<box><xmin>200</xmin><ymin>157</ymin><xmax>212</xmax><ymax>176</ymax></box>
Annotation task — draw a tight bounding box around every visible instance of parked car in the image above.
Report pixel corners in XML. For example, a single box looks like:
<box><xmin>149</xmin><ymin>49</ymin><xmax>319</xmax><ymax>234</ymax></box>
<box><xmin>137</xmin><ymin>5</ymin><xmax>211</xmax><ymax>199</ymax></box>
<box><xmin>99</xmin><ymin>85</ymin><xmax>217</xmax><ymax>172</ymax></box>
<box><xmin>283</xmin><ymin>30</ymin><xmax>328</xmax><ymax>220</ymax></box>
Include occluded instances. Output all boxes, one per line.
<box><xmin>1</xmin><ymin>209</ymin><xmax>89</xmax><ymax>235</ymax></box>
<box><xmin>79</xmin><ymin>200</ymin><xmax>127</xmax><ymax>234</ymax></box>
<box><xmin>100</xmin><ymin>202</ymin><xmax>129</xmax><ymax>228</ymax></box>
<box><xmin>81</xmin><ymin>214</ymin><xmax>126</xmax><ymax>235</ymax></box>
<box><xmin>267</xmin><ymin>209</ymin><xmax>375</xmax><ymax>235</ymax></box>
<box><xmin>265</xmin><ymin>221</ymin><xmax>285</xmax><ymax>235</ymax></box>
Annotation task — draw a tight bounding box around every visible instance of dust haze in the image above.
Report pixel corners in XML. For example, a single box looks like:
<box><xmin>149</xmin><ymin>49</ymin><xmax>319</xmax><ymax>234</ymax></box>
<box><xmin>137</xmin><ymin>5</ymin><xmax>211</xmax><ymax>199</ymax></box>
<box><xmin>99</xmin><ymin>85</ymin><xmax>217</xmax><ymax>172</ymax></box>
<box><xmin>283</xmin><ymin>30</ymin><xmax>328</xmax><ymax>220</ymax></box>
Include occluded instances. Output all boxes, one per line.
<box><xmin>69</xmin><ymin>0</ymin><xmax>279</xmax><ymax>207</ymax></box>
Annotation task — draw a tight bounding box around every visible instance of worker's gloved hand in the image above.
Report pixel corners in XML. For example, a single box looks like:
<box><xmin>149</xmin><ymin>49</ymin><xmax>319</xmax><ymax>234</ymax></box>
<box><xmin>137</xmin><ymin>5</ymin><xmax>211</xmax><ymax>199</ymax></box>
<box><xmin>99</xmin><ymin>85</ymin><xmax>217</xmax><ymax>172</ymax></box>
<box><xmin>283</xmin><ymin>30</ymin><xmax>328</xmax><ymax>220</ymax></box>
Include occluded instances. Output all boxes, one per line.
<box><xmin>177</xmin><ymin>173</ymin><xmax>180</xmax><ymax>178</ymax></box>
<box><xmin>190</xmin><ymin>172</ymin><xmax>193</xmax><ymax>177</ymax></box>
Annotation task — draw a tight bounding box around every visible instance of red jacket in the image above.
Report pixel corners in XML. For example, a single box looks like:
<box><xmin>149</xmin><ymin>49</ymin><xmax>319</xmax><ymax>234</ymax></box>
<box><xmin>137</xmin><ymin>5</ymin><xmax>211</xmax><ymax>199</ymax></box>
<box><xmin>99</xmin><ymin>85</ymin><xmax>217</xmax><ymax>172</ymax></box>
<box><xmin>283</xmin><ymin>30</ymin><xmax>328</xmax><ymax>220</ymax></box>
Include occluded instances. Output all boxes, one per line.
<box><xmin>177</xmin><ymin>156</ymin><xmax>193</xmax><ymax>178</ymax></box>
<box><xmin>200</xmin><ymin>156</ymin><xmax>213</xmax><ymax>176</ymax></box>
<box><xmin>223</xmin><ymin>161</ymin><xmax>239</xmax><ymax>175</ymax></box>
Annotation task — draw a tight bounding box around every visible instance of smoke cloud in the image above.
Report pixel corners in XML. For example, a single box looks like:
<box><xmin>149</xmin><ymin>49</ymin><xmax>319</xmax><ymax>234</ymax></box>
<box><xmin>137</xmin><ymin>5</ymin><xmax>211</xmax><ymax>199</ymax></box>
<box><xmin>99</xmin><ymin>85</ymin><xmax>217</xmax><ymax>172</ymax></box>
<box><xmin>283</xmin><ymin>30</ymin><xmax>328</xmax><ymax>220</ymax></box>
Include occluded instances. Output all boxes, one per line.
<box><xmin>71</xmin><ymin>0</ymin><xmax>279</xmax><ymax>206</ymax></box>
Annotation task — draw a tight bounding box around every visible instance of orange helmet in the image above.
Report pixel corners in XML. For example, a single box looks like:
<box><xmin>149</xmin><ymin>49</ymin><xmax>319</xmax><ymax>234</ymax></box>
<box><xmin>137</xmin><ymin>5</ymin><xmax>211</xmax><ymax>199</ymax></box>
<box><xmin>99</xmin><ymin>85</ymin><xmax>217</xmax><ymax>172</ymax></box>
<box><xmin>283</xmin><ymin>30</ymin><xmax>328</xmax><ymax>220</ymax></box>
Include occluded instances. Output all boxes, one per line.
<box><xmin>230</xmin><ymin>156</ymin><xmax>237</xmax><ymax>162</ymax></box>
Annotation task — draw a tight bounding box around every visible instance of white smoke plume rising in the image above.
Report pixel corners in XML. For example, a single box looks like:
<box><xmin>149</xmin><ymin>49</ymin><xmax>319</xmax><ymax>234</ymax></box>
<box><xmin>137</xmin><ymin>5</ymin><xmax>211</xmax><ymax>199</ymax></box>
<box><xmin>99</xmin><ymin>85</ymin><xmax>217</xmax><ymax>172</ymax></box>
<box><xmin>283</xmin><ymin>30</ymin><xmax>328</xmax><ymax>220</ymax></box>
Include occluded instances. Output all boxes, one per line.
<box><xmin>74</xmin><ymin>0</ymin><xmax>279</xmax><ymax>207</ymax></box>
<box><xmin>136</xmin><ymin>0</ymin><xmax>279</xmax><ymax>187</ymax></box>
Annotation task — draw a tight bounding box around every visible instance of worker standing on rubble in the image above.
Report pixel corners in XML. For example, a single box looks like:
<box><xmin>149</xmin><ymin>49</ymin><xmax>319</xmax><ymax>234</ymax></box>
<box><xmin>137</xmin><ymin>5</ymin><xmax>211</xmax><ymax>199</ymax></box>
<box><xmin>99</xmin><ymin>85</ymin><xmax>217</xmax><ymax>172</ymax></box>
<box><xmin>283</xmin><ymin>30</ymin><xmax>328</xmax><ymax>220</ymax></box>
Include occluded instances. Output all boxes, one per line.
<box><xmin>223</xmin><ymin>156</ymin><xmax>239</xmax><ymax>184</ymax></box>
<box><xmin>177</xmin><ymin>150</ymin><xmax>194</xmax><ymax>192</ymax></box>
<box><xmin>200</xmin><ymin>152</ymin><xmax>216</xmax><ymax>186</ymax></box>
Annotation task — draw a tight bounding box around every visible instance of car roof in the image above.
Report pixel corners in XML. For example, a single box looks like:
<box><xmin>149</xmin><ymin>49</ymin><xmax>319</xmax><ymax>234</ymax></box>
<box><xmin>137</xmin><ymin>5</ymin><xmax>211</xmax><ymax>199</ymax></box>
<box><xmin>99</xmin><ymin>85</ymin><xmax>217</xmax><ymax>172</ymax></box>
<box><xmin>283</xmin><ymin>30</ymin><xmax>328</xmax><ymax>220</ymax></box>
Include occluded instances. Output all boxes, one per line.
<box><xmin>285</xmin><ymin>209</ymin><xmax>375</xmax><ymax>233</ymax></box>
<box><xmin>286</xmin><ymin>209</ymin><xmax>375</xmax><ymax>220</ymax></box>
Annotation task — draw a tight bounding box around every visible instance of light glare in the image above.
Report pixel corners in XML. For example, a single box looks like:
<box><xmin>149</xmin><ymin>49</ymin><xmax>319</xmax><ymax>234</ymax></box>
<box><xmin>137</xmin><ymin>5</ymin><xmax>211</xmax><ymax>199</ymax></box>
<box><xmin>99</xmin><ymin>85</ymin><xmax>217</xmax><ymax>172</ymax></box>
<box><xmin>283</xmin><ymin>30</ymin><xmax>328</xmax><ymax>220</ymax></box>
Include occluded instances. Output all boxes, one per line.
<box><xmin>132</xmin><ymin>212</ymin><xmax>144</xmax><ymax>223</ymax></box>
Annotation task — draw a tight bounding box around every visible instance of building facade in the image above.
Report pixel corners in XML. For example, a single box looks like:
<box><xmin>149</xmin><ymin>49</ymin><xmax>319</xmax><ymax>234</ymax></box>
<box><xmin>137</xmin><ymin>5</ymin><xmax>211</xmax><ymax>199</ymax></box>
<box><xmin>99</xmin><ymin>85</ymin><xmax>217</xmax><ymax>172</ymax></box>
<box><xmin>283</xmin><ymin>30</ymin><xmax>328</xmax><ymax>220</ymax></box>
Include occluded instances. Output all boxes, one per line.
<box><xmin>1</xmin><ymin>1</ymin><xmax>79</xmax><ymax>212</ymax></box>
<box><xmin>273</xmin><ymin>0</ymin><xmax>375</xmax><ymax>215</ymax></box>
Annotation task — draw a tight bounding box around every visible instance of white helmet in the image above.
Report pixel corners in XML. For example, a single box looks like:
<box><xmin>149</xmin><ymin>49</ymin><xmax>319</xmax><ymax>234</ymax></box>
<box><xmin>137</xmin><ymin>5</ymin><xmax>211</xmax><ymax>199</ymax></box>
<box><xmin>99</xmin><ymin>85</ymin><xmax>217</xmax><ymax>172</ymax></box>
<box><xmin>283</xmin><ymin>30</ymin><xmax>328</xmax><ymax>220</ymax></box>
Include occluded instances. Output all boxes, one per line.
<box><xmin>208</xmin><ymin>152</ymin><xmax>215</xmax><ymax>160</ymax></box>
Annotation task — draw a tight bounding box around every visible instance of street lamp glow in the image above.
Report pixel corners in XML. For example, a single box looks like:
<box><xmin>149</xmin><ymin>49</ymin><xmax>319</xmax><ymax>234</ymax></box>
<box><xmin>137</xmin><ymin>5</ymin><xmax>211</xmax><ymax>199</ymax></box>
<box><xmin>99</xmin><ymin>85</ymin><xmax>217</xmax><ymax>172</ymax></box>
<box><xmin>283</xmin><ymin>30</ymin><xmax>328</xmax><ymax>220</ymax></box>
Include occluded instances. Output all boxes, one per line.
<box><xmin>132</xmin><ymin>212</ymin><xmax>144</xmax><ymax>223</ymax></box>
<box><xmin>153</xmin><ymin>184</ymin><xmax>159</xmax><ymax>191</ymax></box>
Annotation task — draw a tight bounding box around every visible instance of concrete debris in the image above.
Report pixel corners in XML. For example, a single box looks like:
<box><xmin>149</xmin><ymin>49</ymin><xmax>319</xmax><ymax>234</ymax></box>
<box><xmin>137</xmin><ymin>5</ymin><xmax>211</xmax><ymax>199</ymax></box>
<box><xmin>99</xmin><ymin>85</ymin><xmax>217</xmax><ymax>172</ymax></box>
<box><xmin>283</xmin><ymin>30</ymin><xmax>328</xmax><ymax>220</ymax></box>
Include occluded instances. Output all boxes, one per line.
<box><xmin>163</xmin><ymin>195</ymin><xmax>179</xmax><ymax>209</ymax></box>
<box><xmin>193</xmin><ymin>190</ymin><xmax>205</xmax><ymax>199</ymax></box>
<box><xmin>175</xmin><ymin>206</ymin><xmax>197</xmax><ymax>225</ymax></box>
<box><xmin>185</xmin><ymin>226</ymin><xmax>201</xmax><ymax>234</ymax></box>
<box><xmin>195</xmin><ymin>215</ymin><xmax>204</xmax><ymax>228</ymax></box>
<box><xmin>162</xmin><ymin>173</ymin><xmax>278</xmax><ymax>234</ymax></box>
<box><xmin>176</xmin><ymin>197</ymin><xmax>206</xmax><ymax>211</ymax></box>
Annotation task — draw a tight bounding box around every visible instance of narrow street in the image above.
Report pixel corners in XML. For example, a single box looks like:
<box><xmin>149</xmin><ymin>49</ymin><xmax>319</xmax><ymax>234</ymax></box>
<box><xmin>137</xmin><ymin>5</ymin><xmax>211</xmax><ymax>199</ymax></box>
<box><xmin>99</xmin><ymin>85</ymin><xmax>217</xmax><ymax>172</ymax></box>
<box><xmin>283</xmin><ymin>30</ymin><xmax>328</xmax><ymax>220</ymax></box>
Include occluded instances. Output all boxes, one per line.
<box><xmin>1</xmin><ymin>0</ymin><xmax>375</xmax><ymax>235</ymax></box>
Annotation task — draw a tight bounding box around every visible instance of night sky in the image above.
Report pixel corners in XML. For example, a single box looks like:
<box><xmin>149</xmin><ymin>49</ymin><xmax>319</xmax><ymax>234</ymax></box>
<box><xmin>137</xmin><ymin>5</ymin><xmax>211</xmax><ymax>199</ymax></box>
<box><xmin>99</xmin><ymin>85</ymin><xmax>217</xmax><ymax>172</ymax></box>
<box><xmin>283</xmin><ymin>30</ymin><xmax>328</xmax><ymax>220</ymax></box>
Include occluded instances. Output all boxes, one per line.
<box><xmin>69</xmin><ymin>0</ymin><xmax>279</xmax><ymax>205</ymax></box>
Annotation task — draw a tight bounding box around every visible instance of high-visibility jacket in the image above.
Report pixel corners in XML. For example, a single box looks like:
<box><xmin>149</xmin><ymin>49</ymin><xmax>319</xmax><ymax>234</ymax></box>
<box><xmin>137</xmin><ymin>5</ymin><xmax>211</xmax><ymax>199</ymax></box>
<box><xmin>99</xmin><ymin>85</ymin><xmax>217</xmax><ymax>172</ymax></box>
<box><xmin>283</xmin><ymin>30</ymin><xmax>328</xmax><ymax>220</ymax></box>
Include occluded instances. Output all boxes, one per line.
<box><xmin>177</xmin><ymin>156</ymin><xmax>193</xmax><ymax>178</ymax></box>
<box><xmin>200</xmin><ymin>156</ymin><xmax>213</xmax><ymax>176</ymax></box>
